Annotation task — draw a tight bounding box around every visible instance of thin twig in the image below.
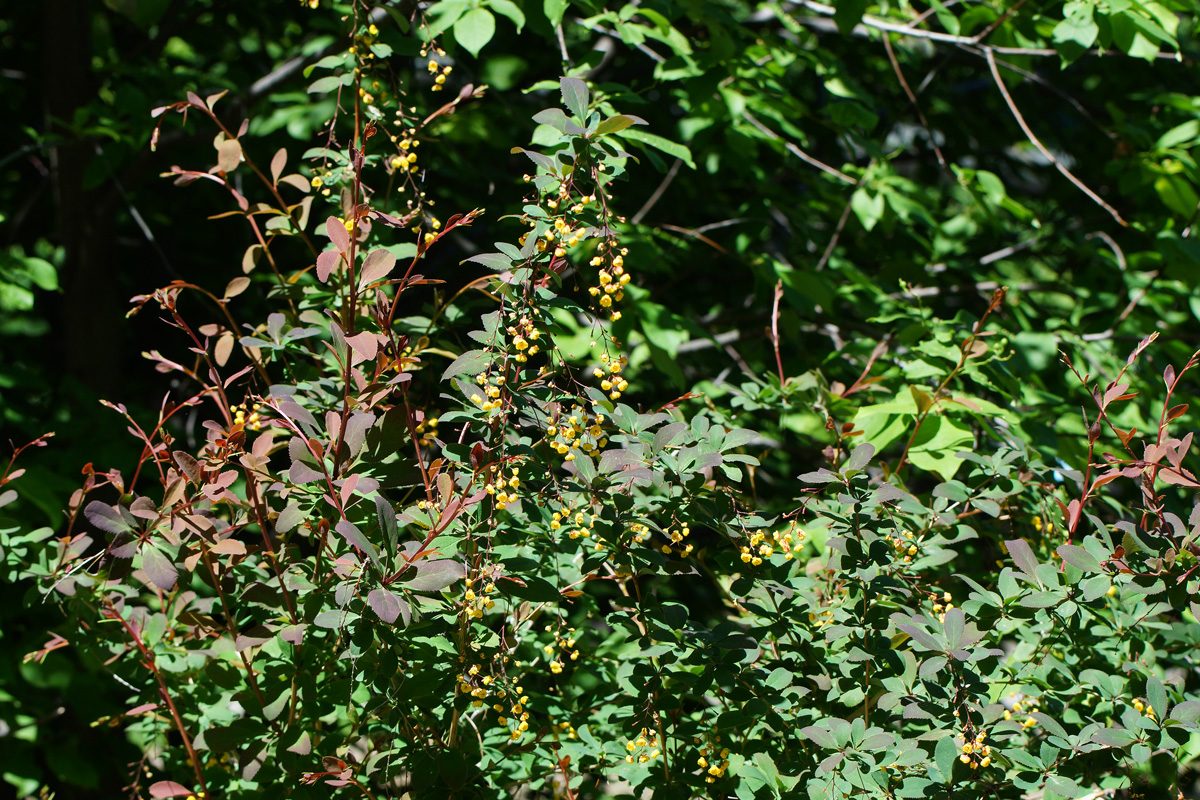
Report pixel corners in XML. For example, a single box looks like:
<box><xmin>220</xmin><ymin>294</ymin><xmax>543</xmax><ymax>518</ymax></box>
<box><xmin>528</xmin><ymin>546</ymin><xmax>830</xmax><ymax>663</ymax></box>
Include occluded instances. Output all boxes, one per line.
<box><xmin>960</xmin><ymin>47</ymin><xmax>1113</xmax><ymax>137</ymax></box>
<box><xmin>770</xmin><ymin>279</ymin><xmax>785</xmax><ymax>385</ymax></box>
<box><xmin>984</xmin><ymin>47</ymin><xmax>1127</xmax><ymax>227</ymax></box>
<box><xmin>794</xmin><ymin>1</ymin><xmax>1182</xmax><ymax>59</ymax></box>
<box><xmin>882</xmin><ymin>33</ymin><xmax>946</xmax><ymax>167</ymax></box>
<box><xmin>632</xmin><ymin>158</ymin><xmax>682</xmax><ymax>225</ymax></box>
<box><xmin>742</xmin><ymin>112</ymin><xmax>854</xmax><ymax>184</ymax></box>
<box><xmin>556</xmin><ymin>23</ymin><xmax>571</xmax><ymax>64</ymax></box>
<box><xmin>816</xmin><ymin>187</ymin><xmax>859</xmax><ymax>271</ymax></box>
<box><xmin>1080</xmin><ymin>270</ymin><xmax>1158</xmax><ymax>341</ymax></box>
<box><xmin>1086</xmin><ymin>231</ymin><xmax>1126</xmax><ymax>271</ymax></box>
<box><xmin>798</xmin><ymin>0</ymin><xmax>975</xmax><ymax>44</ymax></box>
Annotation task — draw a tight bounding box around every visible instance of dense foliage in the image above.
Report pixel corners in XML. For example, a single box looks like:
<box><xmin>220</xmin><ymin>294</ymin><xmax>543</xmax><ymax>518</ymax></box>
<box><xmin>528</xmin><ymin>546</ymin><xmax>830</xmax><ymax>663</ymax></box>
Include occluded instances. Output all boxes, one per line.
<box><xmin>7</xmin><ymin>1</ymin><xmax>1200</xmax><ymax>798</ymax></box>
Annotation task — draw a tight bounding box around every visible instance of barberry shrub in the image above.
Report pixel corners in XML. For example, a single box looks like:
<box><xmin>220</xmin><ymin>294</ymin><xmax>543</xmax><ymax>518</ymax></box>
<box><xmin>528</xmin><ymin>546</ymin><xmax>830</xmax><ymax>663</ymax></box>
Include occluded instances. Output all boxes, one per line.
<box><xmin>7</xmin><ymin>4</ymin><xmax>1200</xmax><ymax>800</ymax></box>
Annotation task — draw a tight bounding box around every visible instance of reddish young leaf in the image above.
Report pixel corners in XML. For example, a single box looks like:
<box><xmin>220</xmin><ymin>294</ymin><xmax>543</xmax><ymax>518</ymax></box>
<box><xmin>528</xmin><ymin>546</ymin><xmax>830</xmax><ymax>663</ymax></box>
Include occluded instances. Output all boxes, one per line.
<box><xmin>150</xmin><ymin>781</ymin><xmax>193</xmax><ymax>798</ymax></box>
<box><xmin>270</xmin><ymin>147</ymin><xmax>287</xmax><ymax>185</ymax></box>
<box><xmin>316</xmin><ymin>250</ymin><xmax>341</xmax><ymax>283</ymax></box>
<box><xmin>326</xmin><ymin>216</ymin><xmax>350</xmax><ymax>252</ymax></box>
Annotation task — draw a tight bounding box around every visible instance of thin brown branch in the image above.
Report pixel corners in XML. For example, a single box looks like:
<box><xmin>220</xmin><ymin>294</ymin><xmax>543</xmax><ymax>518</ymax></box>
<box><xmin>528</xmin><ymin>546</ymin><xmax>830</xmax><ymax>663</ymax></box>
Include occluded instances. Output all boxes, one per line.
<box><xmin>984</xmin><ymin>47</ymin><xmax>1128</xmax><ymax>227</ymax></box>
<box><xmin>816</xmin><ymin>186</ymin><xmax>859</xmax><ymax>271</ymax></box>
<box><xmin>742</xmin><ymin>112</ymin><xmax>855</xmax><ymax>184</ymax></box>
<box><xmin>882</xmin><ymin>33</ymin><xmax>946</xmax><ymax>167</ymax></box>
<box><xmin>631</xmin><ymin>158</ymin><xmax>682</xmax><ymax>225</ymax></box>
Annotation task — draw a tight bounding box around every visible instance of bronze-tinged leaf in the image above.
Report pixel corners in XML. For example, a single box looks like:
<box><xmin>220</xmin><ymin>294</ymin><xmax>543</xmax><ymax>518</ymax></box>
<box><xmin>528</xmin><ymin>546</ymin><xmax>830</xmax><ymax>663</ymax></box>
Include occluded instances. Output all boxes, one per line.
<box><xmin>279</xmin><ymin>174</ymin><xmax>311</xmax><ymax>193</ymax></box>
<box><xmin>242</xmin><ymin>244</ymin><xmax>262</xmax><ymax>273</ymax></box>
<box><xmin>316</xmin><ymin>250</ymin><xmax>341</xmax><ymax>283</ymax></box>
<box><xmin>85</xmin><ymin>500</ymin><xmax>132</xmax><ymax>535</ymax></box>
<box><xmin>358</xmin><ymin>248</ymin><xmax>397</xmax><ymax>289</ymax></box>
<box><xmin>326</xmin><ymin>215</ymin><xmax>350</xmax><ymax>252</ymax></box>
<box><xmin>174</xmin><ymin>450</ymin><xmax>201</xmax><ymax>484</ymax></box>
<box><xmin>214</xmin><ymin>332</ymin><xmax>235</xmax><ymax>367</ymax></box>
<box><xmin>225</xmin><ymin>276</ymin><xmax>251</xmax><ymax>299</ymax></box>
<box><xmin>367</xmin><ymin>588</ymin><xmax>408</xmax><ymax>625</ymax></box>
<box><xmin>405</xmin><ymin>559</ymin><xmax>463</xmax><ymax>592</ymax></box>
<box><xmin>209</xmin><ymin>538</ymin><xmax>247</xmax><ymax>556</ymax></box>
<box><xmin>216</xmin><ymin>138</ymin><xmax>242</xmax><ymax>174</ymax></box>
<box><xmin>345</xmin><ymin>332</ymin><xmax>381</xmax><ymax>363</ymax></box>
<box><xmin>150</xmin><ymin>781</ymin><xmax>193</xmax><ymax>798</ymax></box>
<box><xmin>141</xmin><ymin>546</ymin><xmax>178</xmax><ymax>591</ymax></box>
<box><xmin>335</xmin><ymin>520</ymin><xmax>379</xmax><ymax>560</ymax></box>
<box><xmin>270</xmin><ymin>147</ymin><xmax>287</xmax><ymax>185</ymax></box>
<box><xmin>1161</xmin><ymin>468</ymin><xmax>1200</xmax><ymax>488</ymax></box>
<box><xmin>1167</xmin><ymin>403</ymin><xmax>1189</xmax><ymax>423</ymax></box>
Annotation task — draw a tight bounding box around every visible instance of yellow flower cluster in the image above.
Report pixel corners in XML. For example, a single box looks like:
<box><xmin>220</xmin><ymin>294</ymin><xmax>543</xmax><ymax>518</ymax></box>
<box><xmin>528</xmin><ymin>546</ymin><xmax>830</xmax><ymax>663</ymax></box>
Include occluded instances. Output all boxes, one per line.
<box><xmin>310</xmin><ymin>173</ymin><xmax>333</xmax><ymax>197</ymax></box>
<box><xmin>958</xmin><ymin>730</ymin><xmax>992</xmax><ymax>769</ymax></box>
<box><xmin>232</xmin><ymin>402</ymin><xmax>263</xmax><ymax>432</ymax></box>
<box><xmin>517</xmin><ymin>195</ymin><xmax>595</xmax><ymax>260</ymax></box>
<box><xmin>588</xmin><ymin>247</ymin><xmax>632</xmax><ymax>321</ymax></box>
<box><xmin>486</xmin><ymin>466</ymin><xmax>522</xmax><ymax>511</ymax></box>
<box><xmin>888</xmin><ymin>529</ymin><xmax>918</xmax><ymax>562</ymax></box>
<box><xmin>491</xmin><ymin>684</ymin><xmax>532</xmax><ymax>741</ymax></box>
<box><xmin>1002</xmin><ymin>692</ymin><xmax>1041</xmax><ymax>729</ymax></box>
<box><xmin>624</xmin><ymin>728</ymin><xmax>662</xmax><ymax>765</ymax></box>
<box><xmin>542</xmin><ymin>628</ymin><xmax>579</xmax><ymax>674</ymax></box>
<box><xmin>546</xmin><ymin>406</ymin><xmax>608</xmax><ymax>462</ymax></box>
<box><xmin>471</xmin><ymin>370</ymin><xmax>507</xmax><ymax>412</ymax></box>
<box><xmin>1132</xmin><ymin>697</ymin><xmax>1157</xmax><ymax>720</ymax></box>
<box><xmin>390</xmin><ymin>135</ymin><xmax>421</xmax><ymax>174</ymax></box>
<box><xmin>695</xmin><ymin>742</ymin><xmax>731</xmax><ymax>783</ymax></box>
<box><xmin>931</xmin><ymin>591</ymin><xmax>954</xmax><ymax>622</ymax></box>
<box><xmin>660</xmin><ymin>524</ymin><xmax>694</xmax><ymax>557</ymax></box>
<box><xmin>739</xmin><ymin>525</ymin><xmax>806</xmax><ymax>566</ymax></box>
<box><xmin>426</xmin><ymin>52</ymin><xmax>453</xmax><ymax>91</ymax></box>
<box><xmin>505</xmin><ymin>317</ymin><xmax>542</xmax><ymax>363</ymax></box>
<box><xmin>592</xmin><ymin>352</ymin><xmax>629</xmax><ymax>400</ymax></box>
<box><xmin>461</xmin><ymin>575</ymin><xmax>496</xmax><ymax>620</ymax></box>
<box><xmin>414</xmin><ymin>413</ymin><xmax>438</xmax><ymax>444</ymax></box>
<box><xmin>551</xmin><ymin>719</ymin><xmax>578</xmax><ymax>739</ymax></box>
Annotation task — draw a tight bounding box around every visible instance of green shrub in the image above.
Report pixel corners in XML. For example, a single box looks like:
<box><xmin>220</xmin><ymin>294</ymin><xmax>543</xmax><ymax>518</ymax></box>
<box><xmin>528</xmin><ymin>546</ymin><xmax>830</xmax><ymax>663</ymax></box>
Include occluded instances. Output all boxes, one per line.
<box><xmin>6</xmin><ymin>3</ymin><xmax>1200</xmax><ymax>799</ymax></box>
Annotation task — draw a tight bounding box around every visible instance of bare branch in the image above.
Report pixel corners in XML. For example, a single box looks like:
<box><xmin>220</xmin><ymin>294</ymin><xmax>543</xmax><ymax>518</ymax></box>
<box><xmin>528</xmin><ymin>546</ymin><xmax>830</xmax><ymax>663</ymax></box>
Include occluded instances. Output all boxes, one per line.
<box><xmin>632</xmin><ymin>158</ymin><xmax>683</xmax><ymax>225</ymax></box>
<box><xmin>741</xmin><ymin>112</ymin><xmax>855</xmax><ymax>184</ymax></box>
<box><xmin>882</xmin><ymin>33</ymin><xmax>946</xmax><ymax>167</ymax></box>
<box><xmin>984</xmin><ymin>47</ymin><xmax>1127</xmax><ymax>227</ymax></box>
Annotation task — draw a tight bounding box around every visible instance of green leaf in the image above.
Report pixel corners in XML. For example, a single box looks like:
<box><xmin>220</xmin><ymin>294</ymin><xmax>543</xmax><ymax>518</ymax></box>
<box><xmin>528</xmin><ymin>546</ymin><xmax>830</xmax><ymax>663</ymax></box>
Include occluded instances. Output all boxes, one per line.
<box><xmin>851</xmin><ymin>189</ymin><xmax>884</xmax><ymax>232</ymax></box>
<box><xmin>1057</xmin><ymin>544</ymin><xmax>1102</xmax><ymax>573</ymax></box>
<box><xmin>616</xmin><ymin>128</ymin><xmax>695</xmax><ymax>168</ymax></box>
<box><xmin>595</xmin><ymin>114</ymin><xmax>647</xmax><ymax>136</ymax></box>
<box><xmin>560</xmin><ymin>76</ymin><xmax>589</xmax><ymax>120</ymax></box>
<box><xmin>454</xmin><ymin>8</ymin><xmax>496</xmax><ymax>57</ymax></box>
<box><xmin>1156</xmin><ymin>175</ymin><xmax>1199</xmax><ymax>217</ymax></box>
<box><xmin>488</xmin><ymin>0</ymin><xmax>525</xmax><ymax>32</ymax></box>
<box><xmin>308</xmin><ymin>74</ymin><xmax>350</xmax><ymax>94</ymax></box>
<box><xmin>933</xmin><ymin>735</ymin><xmax>956</xmax><ymax>784</ymax></box>
<box><xmin>906</xmin><ymin>415</ymin><xmax>973</xmax><ymax>480</ymax></box>
<box><xmin>833</xmin><ymin>0</ymin><xmax>869</xmax><ymax>34</ymax></box>
<box><xmin>1147</xmin><ymin>674</ymin><xmax>1168</xmax><ymax>721</ymax></box>
<box><xmin>544</xmin><ymin>0</ymin><xmax>568</xmax><ymax>27</ymax></box>
<box><xmin>1157</xmin><ymin>120</ymin><xmax>1200</xmax><ymax>150</ymax></box>
<box><xmin>1052</xmin><ymin>2</ymin><xmax>1098</xmax><ymax>61</ymax></box>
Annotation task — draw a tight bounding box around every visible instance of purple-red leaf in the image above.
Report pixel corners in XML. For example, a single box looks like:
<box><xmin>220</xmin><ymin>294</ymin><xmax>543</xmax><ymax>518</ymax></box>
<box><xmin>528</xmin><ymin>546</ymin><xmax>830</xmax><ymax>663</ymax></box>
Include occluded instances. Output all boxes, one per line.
<box><xmin>359</xmin><ymin>249</ymin><xmax>397</xmax><ymax>289</ymax></box>
<box><xmin>141</xmin><ymin>546</ymin><xmax>178</xmax><ymax>591</ymax></box>
<box><xmin>150</xmin><ymin>781</ymin><xmax>193</xmax><ymax>798</ymax></box>
<box><xmin>326</xmin><ymin>216</ymin><xmax>350</xmax><ymax>252</ymax></box>
<box><xmin>367</xmin><ymin>588</ymin><xmax>409</xmax><ymax>625</ymax></box>
<box><xmin>405</xmin><ymin>559</ymin><xmax>463</xmax><ymax>592</ymax></box>
<box><xmin>317</xmin><ymin>250</ymin><xmax>341</xmax><ymax>283</ymax></box>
